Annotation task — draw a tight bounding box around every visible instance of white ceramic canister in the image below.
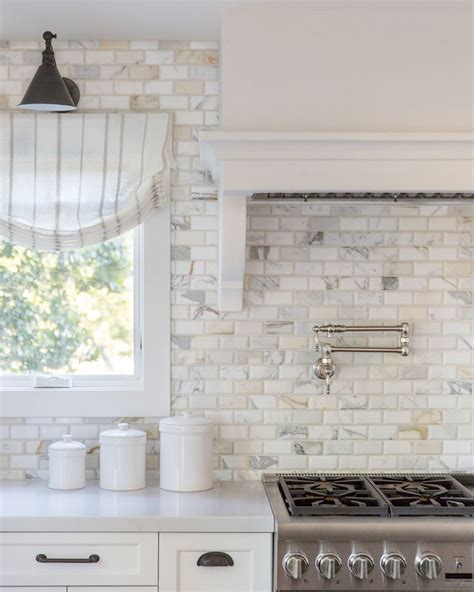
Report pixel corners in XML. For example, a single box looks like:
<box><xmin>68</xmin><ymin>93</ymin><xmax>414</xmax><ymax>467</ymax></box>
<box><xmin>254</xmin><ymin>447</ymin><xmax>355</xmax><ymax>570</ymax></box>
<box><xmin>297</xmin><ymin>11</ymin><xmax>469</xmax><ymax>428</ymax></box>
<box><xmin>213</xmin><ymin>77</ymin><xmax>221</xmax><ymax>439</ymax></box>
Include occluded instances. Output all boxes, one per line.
<box><xmin>48</xmin><ymin>434</ymin><xmax>86</xmax><ymax>490</ymax></box>
<box><xmin>99</xmin><ymin>423</ymin><xmax>146</xmax><ymax>491</ymax></box>
<box><xmin>159</xmin><ymin>413</ymin><xmax>214</xmax><ymax>492</ymax></box>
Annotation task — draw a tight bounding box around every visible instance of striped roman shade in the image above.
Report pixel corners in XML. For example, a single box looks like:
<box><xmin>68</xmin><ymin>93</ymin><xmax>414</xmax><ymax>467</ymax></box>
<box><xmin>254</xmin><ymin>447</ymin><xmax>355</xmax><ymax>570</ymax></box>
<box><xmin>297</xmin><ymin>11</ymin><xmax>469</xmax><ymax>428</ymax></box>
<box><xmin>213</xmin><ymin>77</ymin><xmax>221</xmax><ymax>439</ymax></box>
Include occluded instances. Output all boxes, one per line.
<box><xmin>0</xmin><ymin>111</ymin><xmax>172</xmax><ymax>251</ymax></box>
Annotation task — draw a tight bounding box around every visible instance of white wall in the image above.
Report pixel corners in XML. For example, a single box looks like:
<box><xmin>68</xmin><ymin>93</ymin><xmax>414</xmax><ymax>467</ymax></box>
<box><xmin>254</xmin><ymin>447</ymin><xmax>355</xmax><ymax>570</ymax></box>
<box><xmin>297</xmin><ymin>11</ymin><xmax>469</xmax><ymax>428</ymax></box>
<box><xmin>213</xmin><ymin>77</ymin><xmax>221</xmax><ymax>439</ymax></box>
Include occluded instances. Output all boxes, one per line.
<box><xmin>221</xmin><ymin>1</ymin><xmax>473</xmax><ymax>131</ymax></box>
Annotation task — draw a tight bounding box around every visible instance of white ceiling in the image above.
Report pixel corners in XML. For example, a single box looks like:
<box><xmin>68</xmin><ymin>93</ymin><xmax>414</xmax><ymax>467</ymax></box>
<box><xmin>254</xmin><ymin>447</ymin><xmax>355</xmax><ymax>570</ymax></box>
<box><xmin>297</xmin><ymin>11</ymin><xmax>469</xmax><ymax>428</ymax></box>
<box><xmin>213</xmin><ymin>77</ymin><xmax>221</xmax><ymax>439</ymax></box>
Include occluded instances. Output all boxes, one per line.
<box><xmin>0</xmin><ymin>0</ymin><xmax>295</xmax><ymax>41</ymax></box>
<box><xmin>0</xmin><ymin>0</ymin><xmax>225</xmax><ymax>40</ymax></box>
<box><xmin>0</xmin><ymin>0</ymin><xmax>461</xmax><ymax>41</ymax></box>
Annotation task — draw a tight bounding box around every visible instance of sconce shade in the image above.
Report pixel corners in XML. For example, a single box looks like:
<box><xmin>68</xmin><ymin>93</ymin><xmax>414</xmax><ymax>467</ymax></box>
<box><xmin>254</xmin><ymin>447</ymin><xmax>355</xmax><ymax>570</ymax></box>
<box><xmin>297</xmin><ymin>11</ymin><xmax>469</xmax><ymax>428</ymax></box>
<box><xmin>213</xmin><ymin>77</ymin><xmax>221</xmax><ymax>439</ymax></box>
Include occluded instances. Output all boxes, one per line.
<box><xmin>18</xmin><ymin>31</ymin><xmax>79</xmax><ymax>112</ymax></box>
<box><xmin>18</xmin><ymin>63</ymin><xmax>77</xmax><ymax>111</ymax></box>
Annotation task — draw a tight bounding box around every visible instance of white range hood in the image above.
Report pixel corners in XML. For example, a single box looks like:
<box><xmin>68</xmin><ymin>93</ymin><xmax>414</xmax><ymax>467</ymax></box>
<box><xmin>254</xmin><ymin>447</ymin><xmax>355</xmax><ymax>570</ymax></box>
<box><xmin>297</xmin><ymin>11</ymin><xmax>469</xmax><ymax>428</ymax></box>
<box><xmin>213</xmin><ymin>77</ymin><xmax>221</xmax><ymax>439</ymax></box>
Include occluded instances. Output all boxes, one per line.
<box><xmin>200</xmin><ymin>2</ymin><xmax>474</xmax><ymax>312</ymax></box>
<box><xmin>200</xmin><ymin>131</ymin><xmax>474</xmax><ymax>312</ymax></box>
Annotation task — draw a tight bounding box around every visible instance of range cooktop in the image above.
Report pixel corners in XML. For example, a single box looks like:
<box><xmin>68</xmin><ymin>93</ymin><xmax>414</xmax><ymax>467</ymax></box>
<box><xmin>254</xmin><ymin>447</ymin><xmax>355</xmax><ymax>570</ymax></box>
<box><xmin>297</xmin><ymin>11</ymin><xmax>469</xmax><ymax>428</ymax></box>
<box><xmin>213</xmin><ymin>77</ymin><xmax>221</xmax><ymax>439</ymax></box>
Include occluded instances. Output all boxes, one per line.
<box><xmin>265</xmin><ymin>473</ymin><xmax>474</xmax><ymax>591</ymax></box>
<box><xmin>279</xmin><ymin>473</ymin><xmax>474</xmax><ymax>517</ymax></box>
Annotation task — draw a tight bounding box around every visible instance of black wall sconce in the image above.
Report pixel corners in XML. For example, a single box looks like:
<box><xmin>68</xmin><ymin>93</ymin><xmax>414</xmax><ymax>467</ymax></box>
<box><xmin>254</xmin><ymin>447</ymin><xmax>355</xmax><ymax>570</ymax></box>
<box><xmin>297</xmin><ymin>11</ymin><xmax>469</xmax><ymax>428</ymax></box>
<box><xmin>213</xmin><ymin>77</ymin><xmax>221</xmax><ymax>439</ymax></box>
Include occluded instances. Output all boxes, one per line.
<box><xmin>18</xmin><ymin>31</ymin><xmax>80</xmax><ymax>111</ymax></box>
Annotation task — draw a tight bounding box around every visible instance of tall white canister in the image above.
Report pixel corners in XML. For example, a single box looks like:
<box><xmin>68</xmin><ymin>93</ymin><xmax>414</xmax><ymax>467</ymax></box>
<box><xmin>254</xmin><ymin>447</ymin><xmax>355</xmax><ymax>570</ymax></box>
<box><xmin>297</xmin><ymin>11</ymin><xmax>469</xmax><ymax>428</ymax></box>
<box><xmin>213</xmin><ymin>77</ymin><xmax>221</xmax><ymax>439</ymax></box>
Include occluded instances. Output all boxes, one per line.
<box><xmin>48</xmin><ymin>435</ymin><xmax>86</xmax><ymax>490</ymax></box>
<box><xmin>159</xmin><ymin>413</ymin><xmax>214</xmax><ymax>492</ymax></box>
<box><xmin>99</xmin><ymin>423</ymin><xmax>146</xmax><ymax>491</ymax></box>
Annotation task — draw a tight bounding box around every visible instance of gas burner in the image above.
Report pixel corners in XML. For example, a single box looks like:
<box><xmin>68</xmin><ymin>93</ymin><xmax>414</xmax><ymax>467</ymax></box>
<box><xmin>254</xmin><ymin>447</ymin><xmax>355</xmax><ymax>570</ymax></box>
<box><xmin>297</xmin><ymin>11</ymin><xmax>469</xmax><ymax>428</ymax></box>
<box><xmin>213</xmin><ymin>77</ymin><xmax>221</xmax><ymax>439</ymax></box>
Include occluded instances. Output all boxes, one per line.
<box><xmin>370</xmin><ymin>475</ymin><xmax>474</xmax><ymax>516</ymax></box>
<box><xmin>279</xmin><ymin>475</ymin><xmax>388</xmax><ymax>516</ymax></box>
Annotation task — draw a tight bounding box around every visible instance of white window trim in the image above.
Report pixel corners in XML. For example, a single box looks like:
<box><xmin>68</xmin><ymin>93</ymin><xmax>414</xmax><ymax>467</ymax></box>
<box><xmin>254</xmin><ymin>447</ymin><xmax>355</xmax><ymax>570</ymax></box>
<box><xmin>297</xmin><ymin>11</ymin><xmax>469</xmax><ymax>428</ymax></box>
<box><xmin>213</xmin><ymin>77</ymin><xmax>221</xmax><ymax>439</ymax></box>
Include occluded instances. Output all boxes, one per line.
<box><xmin>0</xmin><ymin>208</ymin><xmax>170</xmax><ymax>418</ymax></box>
<box><xmin>1</xmin><ymin>228</ymin><xmax>144</xmax><ymax>391</ymax></box>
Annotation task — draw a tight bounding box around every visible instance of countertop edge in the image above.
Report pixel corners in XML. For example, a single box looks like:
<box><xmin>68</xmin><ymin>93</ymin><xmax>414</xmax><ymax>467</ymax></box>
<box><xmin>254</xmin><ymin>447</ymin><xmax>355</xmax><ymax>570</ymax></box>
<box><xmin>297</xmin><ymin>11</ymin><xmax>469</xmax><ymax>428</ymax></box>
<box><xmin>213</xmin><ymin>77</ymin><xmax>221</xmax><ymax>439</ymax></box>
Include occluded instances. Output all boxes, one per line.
<box><xmin>0</xmin><ymin>516</ymin><xmax>275</xmax><ymax>533</ymax></box>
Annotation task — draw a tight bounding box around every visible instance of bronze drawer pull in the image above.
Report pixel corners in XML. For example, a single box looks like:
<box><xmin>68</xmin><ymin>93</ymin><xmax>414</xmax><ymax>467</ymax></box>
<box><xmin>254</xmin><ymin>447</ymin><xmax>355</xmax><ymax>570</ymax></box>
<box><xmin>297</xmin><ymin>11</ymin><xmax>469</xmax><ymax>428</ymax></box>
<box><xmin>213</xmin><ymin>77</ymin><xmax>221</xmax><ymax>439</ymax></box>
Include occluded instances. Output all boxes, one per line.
<box><xmin>36</xmin><ymin>553</ymin><xmax>100</xmax><ymax>564</ymax></box>
<box><xmin>197</xmin><ymin>551</ymin><xmax>234</xmax><ymax>567</ymax></box>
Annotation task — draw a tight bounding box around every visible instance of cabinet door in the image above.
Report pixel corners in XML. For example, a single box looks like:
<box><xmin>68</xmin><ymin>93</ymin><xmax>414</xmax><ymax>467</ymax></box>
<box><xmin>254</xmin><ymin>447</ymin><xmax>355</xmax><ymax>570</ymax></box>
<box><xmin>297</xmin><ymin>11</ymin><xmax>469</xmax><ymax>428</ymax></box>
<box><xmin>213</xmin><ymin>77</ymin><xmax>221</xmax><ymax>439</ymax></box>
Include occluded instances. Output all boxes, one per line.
<box><xmin>159</xmin><ymin>532</ymin><xmax>272</xmax><ymax>592</ymax></box>
<box><xmin>0</xmin><ymin>533</ymin><xmax>158</xmax><ymax>587</ymax></box>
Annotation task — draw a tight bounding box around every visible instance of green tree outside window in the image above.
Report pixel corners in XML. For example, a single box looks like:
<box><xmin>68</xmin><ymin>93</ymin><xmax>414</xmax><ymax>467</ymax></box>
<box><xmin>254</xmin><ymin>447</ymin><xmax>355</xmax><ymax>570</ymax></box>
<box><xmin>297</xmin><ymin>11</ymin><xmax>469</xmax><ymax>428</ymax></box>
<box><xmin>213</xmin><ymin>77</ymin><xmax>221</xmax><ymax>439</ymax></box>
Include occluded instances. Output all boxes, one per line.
<box><xmin>0</xmin><ymin>233</ymin><xmax>134</xmax><ymax>375</ymax></box>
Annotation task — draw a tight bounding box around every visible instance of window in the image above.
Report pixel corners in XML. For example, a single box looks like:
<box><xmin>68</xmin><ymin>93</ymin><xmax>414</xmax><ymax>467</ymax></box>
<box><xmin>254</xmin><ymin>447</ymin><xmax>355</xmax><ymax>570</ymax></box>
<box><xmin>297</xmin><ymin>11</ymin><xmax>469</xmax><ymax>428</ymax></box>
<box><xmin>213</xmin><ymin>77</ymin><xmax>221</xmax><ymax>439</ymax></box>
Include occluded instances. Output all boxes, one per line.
<box><xmin>0</xmin><ymin>210</ymin><xmax>170</xmax><ymax>417</ymax></box>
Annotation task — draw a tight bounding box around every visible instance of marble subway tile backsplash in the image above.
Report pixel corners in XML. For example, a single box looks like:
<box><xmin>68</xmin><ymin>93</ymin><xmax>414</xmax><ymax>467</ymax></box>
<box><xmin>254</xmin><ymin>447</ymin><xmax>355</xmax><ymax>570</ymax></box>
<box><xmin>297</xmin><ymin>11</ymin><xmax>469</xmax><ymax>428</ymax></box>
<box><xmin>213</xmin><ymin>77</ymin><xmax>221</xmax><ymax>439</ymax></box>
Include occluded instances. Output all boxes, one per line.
<box><xmin>0</xmin><ymin>40</ymin><xmax>473</xmax><ymax>480</ymax></box>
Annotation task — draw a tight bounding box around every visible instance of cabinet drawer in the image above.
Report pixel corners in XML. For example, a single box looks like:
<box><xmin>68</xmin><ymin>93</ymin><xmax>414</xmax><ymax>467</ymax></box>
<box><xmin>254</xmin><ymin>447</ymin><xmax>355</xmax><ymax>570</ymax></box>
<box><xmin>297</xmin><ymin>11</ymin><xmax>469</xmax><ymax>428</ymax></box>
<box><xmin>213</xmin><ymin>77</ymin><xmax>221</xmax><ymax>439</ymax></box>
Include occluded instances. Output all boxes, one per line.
<box><xmin>71</xmin><ymin>588</ymin><xmax>157</xmax><ymax>592</ymax></box>
<box><xmin>0</xmin><ymin>589</ymin><xmax>66</xmax><ymax>592</ymax></box>
<box><xmin>0</xmin><ymin>533</ymin><xmax>158</xmax><ymax>587</ymax></box>
<box><xmin>159</xmin><ymin>532</ymin><xmax>272</xmax><ymax>592</ymax></box>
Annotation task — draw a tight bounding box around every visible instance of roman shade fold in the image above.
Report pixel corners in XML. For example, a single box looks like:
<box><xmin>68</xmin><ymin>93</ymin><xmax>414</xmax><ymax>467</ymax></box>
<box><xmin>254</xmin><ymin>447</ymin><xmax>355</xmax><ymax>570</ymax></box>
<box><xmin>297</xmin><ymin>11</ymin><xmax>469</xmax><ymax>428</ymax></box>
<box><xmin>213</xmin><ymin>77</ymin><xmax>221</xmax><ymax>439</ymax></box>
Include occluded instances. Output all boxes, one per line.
<box><xmin>0</xmin><ymin>111</ymin><xmax>172</xmax><ymax>251</ymax></box>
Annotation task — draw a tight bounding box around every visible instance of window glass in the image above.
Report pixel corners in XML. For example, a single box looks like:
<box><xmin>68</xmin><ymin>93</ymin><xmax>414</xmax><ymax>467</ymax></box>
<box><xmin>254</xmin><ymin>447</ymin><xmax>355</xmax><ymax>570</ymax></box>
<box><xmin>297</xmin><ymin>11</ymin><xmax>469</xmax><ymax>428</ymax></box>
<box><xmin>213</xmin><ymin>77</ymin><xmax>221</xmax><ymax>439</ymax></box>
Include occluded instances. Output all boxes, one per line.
<box><xmin>0</xmin><ymin>231</ymin><xmax>135</xmax><ymax>376</ymax></box>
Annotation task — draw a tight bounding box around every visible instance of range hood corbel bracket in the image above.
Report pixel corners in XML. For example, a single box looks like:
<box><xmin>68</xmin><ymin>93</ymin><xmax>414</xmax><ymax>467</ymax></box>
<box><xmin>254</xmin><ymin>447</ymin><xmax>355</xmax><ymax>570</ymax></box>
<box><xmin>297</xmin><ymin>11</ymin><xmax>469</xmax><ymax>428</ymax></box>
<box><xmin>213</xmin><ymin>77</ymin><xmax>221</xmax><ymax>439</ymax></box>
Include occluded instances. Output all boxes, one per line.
<box><xmin>218</xmin><ymin>190</ymin><xmax>248</xmax><ymax>312</ymax></box>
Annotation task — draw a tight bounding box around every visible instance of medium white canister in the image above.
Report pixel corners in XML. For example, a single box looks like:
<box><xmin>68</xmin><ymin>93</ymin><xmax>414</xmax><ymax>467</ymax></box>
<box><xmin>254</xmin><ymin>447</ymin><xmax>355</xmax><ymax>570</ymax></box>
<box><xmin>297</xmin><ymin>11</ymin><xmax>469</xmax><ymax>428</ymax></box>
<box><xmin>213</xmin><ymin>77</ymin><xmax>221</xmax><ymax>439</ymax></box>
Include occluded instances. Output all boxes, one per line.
<box><xmin>99</xmin><ymin>423</ymin><xmax>146</xmax><ymax>491</ymax></box>
<box><xmin>48</xmin><ymin>435</ymin><xmax>86</xmax><ymax>490</ymax></box>
<box><xmin>159</xmin><ymin>413</ymin><xmax>214</xmax><ymax>492</ymax></box>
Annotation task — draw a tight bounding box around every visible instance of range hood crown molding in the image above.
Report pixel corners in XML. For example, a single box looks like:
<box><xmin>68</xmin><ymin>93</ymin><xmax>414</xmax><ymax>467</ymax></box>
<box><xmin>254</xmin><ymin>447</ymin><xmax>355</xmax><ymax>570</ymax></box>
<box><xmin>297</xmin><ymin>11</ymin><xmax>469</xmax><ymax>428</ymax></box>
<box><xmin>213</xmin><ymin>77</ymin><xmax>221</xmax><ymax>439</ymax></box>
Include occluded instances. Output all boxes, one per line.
<box><xmin>199</xmin><ymin>130</ymin><xmax>474</xmax><ymax>311</ymax></box>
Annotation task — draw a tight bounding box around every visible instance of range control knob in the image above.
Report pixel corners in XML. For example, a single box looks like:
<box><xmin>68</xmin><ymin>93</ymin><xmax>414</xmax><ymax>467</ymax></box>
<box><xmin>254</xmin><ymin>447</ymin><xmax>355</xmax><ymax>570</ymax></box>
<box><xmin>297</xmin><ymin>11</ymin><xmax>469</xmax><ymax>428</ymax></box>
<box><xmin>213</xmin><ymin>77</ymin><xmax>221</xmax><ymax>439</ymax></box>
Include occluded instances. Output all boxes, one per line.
<box><xmin>416</xmin><ymin>554</ymin><xmax>443</xmax><ymax>580</ymax></box>
<box><xmin>282</xmin><ymin>553</ymin><xmax>309</xmax><ymax>580</ymax></box>
<box><xmin>348</xmin><ymin>553</ymin><xmax>375</xmax><ymax>580</ymax></box>
<box><xmin>381</xmin><ymin>553</ymin><xmax>407</xmax><ymax>580</ymax></box>
<box><xmin>316</xmin><ymin>553</ymin><xmax>342</xmax><ymax>580</ymax></box>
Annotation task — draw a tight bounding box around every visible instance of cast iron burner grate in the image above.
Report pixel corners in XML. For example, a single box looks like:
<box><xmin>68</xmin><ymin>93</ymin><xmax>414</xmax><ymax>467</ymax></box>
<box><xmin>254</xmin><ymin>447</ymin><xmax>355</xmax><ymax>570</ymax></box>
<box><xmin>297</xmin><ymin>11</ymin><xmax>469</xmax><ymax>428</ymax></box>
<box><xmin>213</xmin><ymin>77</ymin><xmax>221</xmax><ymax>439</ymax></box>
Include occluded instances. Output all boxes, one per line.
<box><xmin>369</xmin><ymin>475</ymin><xmax>474</xmax><ymax>516</ymax></box>
<box><xmin>279</xmin><ymin>475</ymin><xmax>389</xmax><ymax>516</ymax></box>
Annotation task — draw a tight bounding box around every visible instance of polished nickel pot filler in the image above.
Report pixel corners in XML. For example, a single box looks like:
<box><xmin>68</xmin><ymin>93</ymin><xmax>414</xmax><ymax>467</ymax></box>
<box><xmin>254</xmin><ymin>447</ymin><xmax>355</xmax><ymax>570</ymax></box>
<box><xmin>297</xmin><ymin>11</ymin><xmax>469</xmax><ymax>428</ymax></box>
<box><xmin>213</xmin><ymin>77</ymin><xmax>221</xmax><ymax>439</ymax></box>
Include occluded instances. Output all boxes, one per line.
<box><xmin>313</xmin><ymin>324</ymin><xmax>410</xmax><ymax>394</ymax></box>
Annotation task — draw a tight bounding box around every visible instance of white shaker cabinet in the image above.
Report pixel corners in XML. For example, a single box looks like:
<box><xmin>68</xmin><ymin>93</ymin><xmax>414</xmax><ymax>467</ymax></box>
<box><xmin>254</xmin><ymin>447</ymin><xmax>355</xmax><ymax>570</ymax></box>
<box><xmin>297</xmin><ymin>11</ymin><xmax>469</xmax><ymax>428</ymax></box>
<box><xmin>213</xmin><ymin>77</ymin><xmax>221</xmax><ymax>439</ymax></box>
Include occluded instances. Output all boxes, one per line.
<box><xmin>159</xmin><ymin>532</ymin><xmax>273</xmax><ymax>592</ymax></box>
<box><xmin>0</xmin><ymin>533</ymin><xmax>158</xmax><ymax>587</ymax></box>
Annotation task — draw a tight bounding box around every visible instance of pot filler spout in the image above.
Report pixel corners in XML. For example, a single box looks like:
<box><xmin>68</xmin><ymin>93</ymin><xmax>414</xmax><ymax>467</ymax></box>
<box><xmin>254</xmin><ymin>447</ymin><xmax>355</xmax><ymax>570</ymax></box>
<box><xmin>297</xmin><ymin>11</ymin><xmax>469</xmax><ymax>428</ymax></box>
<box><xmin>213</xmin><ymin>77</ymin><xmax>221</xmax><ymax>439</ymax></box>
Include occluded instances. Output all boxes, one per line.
<box><xmin>312</xmin><ymin>323</ymin><xmax>410</xmax><ymax>394</ymax></box>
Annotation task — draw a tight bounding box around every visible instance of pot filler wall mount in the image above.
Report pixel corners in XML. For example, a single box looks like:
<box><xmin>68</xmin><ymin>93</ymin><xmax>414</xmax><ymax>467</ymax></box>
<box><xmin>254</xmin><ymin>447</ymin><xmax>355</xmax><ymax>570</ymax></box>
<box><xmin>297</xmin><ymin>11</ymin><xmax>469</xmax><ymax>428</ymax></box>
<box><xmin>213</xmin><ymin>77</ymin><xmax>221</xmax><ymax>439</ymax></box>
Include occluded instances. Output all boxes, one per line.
<box><xmin>313</xmin><ymin>323</ymin><xmax>410</xmax><ymax>394</ymax></box>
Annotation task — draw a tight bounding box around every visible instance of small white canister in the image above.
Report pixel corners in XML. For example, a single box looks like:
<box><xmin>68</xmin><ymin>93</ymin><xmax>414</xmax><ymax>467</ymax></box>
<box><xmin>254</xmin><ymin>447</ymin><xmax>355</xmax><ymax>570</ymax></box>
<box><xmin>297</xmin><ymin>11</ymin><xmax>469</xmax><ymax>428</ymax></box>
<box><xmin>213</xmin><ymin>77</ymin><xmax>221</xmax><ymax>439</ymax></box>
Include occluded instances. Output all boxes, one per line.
<box><xmin>48</xmin><ymin>435</ymin><xmax>86</xmax><ymax>490</ymax></box>
<box><xmin>99</xmin><ymin>423</ymin><xmax>146</xmax><ymax>491</ymax></box>
<box><xmin>159</xmin><ymin>413</ymin><xmax>214</xmax><ymax>492</ymax></box>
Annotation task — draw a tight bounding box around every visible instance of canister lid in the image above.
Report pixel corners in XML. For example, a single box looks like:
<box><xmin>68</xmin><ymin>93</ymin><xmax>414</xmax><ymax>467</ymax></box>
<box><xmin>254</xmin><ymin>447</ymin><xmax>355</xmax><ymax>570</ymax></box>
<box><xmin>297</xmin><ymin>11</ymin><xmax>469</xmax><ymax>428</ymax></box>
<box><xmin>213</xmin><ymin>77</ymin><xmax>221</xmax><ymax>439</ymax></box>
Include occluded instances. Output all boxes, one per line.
<box><xmin>159</xmin><ymin>413</ymin><xmax>214</xmax><ymax>434</ymax></box>
<box><xmin>100</xmin><ymin>422</ymin><xmax>146</xmax><ymax>444</ymax></box>
<box><xmin>49</xmin><ymin>434</ymin><xmax>86</xmax><ymax>456</ymax></box>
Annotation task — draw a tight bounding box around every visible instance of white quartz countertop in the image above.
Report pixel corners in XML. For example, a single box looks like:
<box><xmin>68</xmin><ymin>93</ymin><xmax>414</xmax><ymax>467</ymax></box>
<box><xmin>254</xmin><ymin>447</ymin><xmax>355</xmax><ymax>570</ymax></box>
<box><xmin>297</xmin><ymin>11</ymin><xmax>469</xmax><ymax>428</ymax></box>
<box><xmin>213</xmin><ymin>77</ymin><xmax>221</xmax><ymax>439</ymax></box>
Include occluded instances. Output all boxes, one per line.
<box><xmin>0</xmin><ymin>480</ymin><xmax>274</xmax><ymax>533</ymax></box>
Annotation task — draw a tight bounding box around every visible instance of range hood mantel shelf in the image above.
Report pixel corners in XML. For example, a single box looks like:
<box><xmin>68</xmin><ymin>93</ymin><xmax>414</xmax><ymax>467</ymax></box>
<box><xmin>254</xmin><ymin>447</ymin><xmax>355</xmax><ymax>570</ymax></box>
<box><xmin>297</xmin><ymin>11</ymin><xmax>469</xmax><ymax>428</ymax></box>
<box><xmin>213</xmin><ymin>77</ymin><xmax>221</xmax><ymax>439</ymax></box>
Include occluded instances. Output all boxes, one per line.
<box><xmin>199</xmin><ymin>131</ymin><xmax>474</xmax><ymax>311</ymax></box>
<box><xmin>250</xmin><ymin>192</ymin><xmax>474</xmax><ymax>205</ymax></box>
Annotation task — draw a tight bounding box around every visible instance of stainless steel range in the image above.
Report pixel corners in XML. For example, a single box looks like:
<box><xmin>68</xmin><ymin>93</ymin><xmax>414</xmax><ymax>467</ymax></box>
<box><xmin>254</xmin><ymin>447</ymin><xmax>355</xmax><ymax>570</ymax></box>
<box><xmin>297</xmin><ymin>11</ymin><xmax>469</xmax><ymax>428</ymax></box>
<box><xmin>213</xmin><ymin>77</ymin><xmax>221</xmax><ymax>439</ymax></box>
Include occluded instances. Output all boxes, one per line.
<box><xmin>263</xmin><ymin>473</ymin><xmax>474</xmax><ymax>591</ymax></box>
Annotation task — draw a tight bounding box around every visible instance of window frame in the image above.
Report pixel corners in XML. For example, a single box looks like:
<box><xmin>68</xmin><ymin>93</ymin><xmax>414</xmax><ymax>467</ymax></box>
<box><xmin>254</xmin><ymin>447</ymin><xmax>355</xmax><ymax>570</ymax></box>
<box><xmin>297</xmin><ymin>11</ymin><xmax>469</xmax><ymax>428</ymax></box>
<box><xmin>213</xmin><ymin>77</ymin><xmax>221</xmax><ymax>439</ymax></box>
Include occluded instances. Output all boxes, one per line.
<box><xmin>0</xmin><ymin>208</ymin><xmax>170</xmax><ymax>418</ymax></box>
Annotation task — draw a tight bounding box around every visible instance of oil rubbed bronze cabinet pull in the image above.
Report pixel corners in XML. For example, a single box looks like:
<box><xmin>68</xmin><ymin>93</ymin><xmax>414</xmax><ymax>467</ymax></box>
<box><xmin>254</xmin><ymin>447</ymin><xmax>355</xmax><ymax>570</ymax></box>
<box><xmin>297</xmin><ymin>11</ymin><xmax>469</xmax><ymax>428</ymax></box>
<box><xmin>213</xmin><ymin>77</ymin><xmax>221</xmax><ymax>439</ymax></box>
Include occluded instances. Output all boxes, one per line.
<box><xmin>36</xmin><ymin>553</ymin><xmax>100</xmax><ymax>564</ymax></box>
<box><xmin>197</xmin><ymin>551</ymin><xmax>234</xmax><ymax>567</ymax></box>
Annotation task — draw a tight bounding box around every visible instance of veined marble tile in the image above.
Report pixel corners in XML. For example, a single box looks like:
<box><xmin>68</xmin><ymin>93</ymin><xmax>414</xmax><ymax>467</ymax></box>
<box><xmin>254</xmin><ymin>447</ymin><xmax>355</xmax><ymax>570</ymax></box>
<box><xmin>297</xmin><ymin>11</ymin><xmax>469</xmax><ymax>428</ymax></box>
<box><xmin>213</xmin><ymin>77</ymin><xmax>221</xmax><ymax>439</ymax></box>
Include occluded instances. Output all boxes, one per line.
<box><xmin>0</xmin><ymin>41</ymin><xmax>472</xmax><ymax>481</ymax></box>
